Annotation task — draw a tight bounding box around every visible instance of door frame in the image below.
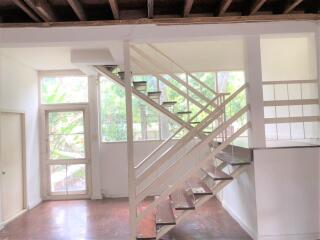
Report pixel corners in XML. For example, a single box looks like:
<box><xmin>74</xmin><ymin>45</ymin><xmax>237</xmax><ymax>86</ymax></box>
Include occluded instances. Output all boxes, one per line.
<box><xmin>0</xmin><ymin>109</ymin><xmax>27</xmax><ymax>226</ymax></box>
<box><xmin>40</xmin><ymin>103</ymin><xmax>92</xmax><ymax>200</ymax></box>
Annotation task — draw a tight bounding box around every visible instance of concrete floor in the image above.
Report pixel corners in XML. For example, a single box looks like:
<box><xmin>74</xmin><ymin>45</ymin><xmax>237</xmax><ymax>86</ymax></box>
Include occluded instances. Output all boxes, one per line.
<box><xmin>0</xmin><ymin>198</ymin><xmax>252</xmax><ymax>240</ymax></box>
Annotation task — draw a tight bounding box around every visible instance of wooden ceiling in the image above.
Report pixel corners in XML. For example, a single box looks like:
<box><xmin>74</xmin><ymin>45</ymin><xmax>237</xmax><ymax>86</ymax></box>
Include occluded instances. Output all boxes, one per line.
<box><xmin>0</xmin><ymin>0</ymin><xmax>319</xmax><ymax>27</ymax></box>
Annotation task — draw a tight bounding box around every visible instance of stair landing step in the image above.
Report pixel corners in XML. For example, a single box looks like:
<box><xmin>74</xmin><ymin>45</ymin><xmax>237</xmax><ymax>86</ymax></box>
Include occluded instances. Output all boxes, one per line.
<box><xmin>216</xmin><ymin>152</ymin><xmax>251</xmax><ymax>166</ymax></box>
<box><xmin>202</xmin><ymin>166</ymin><xmax>233</xmax><ymax>181</ymax></box>
<box><xmin>136</xmin><ymin>209</ymin><xmax>156</xmax><ymax>240</ymax></box>
<box><xmin>187</xmin><ymin>178</ymin><xmax>212</xmax><ymax>196</ymax></box>
<box><xmin>156</xmin><ymin>198</ymin><xmax>176</xmax><ymax>226</ymax></box>
<box><xmin>170</xmin><ymin>188</ymin><xmax>195</xmax><ymax>210</ymax></box>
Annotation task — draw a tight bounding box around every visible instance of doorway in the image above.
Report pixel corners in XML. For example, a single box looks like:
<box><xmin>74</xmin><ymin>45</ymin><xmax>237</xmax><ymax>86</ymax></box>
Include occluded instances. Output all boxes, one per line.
<box><xmin>42</xmin><ymin>105</ymin><xmax>91</xmax><ymax>199</ymax></box>
<box><xmin>0</xmin><ymin>111</ymin><xmax>26</xmax><ymax>223</ymax></box>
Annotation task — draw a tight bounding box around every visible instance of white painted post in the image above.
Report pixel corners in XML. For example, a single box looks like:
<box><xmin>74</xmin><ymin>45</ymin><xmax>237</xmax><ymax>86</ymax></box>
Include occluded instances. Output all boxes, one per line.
<box><xmin>315</xmin><ymin>28</ymin><xmax>320</xmax><ymax>139</ymax></box>
<box><xmin>124</xmin><ymin>41</ymin><xmax>136</xmax><ymax>240</ymax></box>
<box><xmin>88</xmin><ymin>74</ymin><xmax>102</xmax><ymax>199</ymax></box>
<box><xmin>244</xmin><ymin>35</ymin><xmax>266</xmax><ymax>148</ymax></box>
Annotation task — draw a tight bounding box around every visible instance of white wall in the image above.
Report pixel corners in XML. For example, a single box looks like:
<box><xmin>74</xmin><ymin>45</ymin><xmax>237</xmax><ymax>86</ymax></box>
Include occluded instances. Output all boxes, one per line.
<box><xmin>0</xmin><ymin>54</ymin><xmax>41</xmax><ymax>221</ymax></box>
<box><xmin>260</xmin><ymin>33</ymin><xmax>317</xmax><ymax>82</ymax></box>
<box><xmin>100</xmin><ymin>140</ymin><xmax>164</xmax><ymax>197</ymax></box>
<box><xmin>221</xmin><ymin>164</ymin><xmax>258</xmax><ymax>239</ymax></box>
<box><xmin>254</xmin><ymin>147</ymin><xmax>319</xmax><ymax>240</ymax></box>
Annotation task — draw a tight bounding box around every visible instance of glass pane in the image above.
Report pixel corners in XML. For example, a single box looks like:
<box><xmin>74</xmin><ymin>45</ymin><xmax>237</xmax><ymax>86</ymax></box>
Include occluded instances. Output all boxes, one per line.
<box><xmin>41</xmin><ymin>76</ymin><xmax>88</xmax><ymax>104</ymax></box>
<box><xmin>48</xmin><ymin>111</ymin><xmax>84</xmax><ymax>134</ymax></box>
<box><xmin>49</xmin><ymin>134</ymin><xmax>85</xmax><ymax>160</ymax></box>
<box><xmin>48</xmin><ymin>111</ymin><xmax>85</xmax><ymax>160</ymax></box>
<box><xmin>50</xmin><ymin>165</ymin><xmax>67</xmax><ymax>194</ymax></box>
<box><xmin>67</xmin><ymin>164</ymin><xmax>86</xmax><ymax>193</ymax></box>
<box><xmin>100</xmin><ymin>76</ymin><xmax>127</xmax><ymax>142</ymax></box>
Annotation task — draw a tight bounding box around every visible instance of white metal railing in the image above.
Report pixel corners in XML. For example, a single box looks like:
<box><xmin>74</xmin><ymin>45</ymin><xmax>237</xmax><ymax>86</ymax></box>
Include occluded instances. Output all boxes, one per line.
<box><xmin>146</xmin><ymin>43</ymin><xmax>217</xmax><ymax>96</ymax></box>
<box><xmin>262</xmin><ymin>79</ymin><xmax>320</xmax><ymax>141</ymax></box>
<box><xmin>131</xmin><ymin>45</ymin><xmax>214</xmax><ymax>105</ymax></box>
<box><xmin>133</xmin><ymin>84</ymin><xmax>249</xmax><ymax>223</ymax></box>
<box><xmin>135</xmin><ymin>83</ymin><xmax>248</xmax><ymax>186</ymax></box>
<box><xmin>135</xmin><ymin>93</ymin><xmax>225</xmax><ymax>171</ymax></box>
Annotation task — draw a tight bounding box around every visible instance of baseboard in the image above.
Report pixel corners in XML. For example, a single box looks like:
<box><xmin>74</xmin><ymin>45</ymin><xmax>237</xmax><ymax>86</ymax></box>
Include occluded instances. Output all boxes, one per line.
<box><xmin>258</xmin><ymin>233</ymin><xmax>319</xmax><ymax>240</ymax></box>
<box><xmin>28</xmin><ymin>198</ymin><xmax>42</xmax><ymax>209</ymax></box>
<box><xmin>102</xmin><ymin>190</ymin><xmax>127</xmax><ymax>198</ymax></box>
<box><xmin>222</xmin><ymin>200</ymin><xmax>258</xmax><ymax>240</ymax></box>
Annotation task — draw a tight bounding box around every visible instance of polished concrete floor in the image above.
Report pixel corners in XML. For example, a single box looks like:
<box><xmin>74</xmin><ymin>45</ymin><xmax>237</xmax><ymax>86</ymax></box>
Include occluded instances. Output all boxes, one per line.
<box><xmin>0</xmin><ymin>198</ymin><xmax>252</xmax><ymax>240</ymax></box>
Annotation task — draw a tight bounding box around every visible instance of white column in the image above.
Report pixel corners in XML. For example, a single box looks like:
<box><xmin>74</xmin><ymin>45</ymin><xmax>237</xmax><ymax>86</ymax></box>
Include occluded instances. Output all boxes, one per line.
<box><xmin>88</xmin><ymin>74</ymin><xmax>102</xmax><ymax>199</ymax></box>
<box><xmin>244</xmin><ymin>35</ymin><xmax>266</xmax><ymax>148</ymax></box>
<box><xmin>124</xmin><ymin>41</ymin><xmax>136</xmax><ymax>240</ymax></box>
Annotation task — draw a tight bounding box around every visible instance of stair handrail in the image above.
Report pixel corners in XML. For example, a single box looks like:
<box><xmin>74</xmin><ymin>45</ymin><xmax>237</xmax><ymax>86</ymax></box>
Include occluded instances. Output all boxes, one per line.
<box><xmin>95</xmin><ymin>65</ymin><xmax>198</xmax><ymax>132</ymax></box>
<box><xmin>147</xmin><ymin>43</ymin><xmax>217</xmax><ymax>95</ymax></box>
<box><xmin>135</xmin><ymin>83</ymin><xmax>248</xmax><ymax>185</ymax></box>
<box><xmin>135</xmin><ymin>93</ymin><xmax>224</xmax><ymax>170</ymax></box>
<box><xmin>136</xmin><ymin>104</ymin><xmax>250</xmax><ymax>202</ymax></box>
<box><xmin>131</xmin><ymin>56</ymin><xmax>214</xmax><ymax>114</ymax></box>
<box><xmin>131</xmin><ymin>45</ymin><xmax>214</xmax><ymax>106</ymax></box>
<box><xmin>137</xmin><ymin>117</ymin><xmax>251</xmax><ymax>222</ymax></box>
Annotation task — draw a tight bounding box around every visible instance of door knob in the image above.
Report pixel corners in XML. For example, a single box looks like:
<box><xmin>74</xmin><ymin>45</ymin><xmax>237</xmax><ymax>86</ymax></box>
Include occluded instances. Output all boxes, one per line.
<box><xmin>1</xmin><ymin>171</ymin><xmax>5</xmax><ymax>175</ymax></box>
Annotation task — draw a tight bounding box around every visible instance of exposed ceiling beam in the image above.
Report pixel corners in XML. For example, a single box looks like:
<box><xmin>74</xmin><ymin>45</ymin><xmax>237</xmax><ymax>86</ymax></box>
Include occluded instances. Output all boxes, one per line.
<box><xmin>24</xmin><ymin>0</ymin><xmax>57</xmax><ymax>22</ymax></box>
<box><xmin>147</xmin><ymin>0</ymin><xmax>154</xmax><ymax>19</ymax></box>
<box><xmin>284</xmin><ymin>0</ymin><xmax>303</xmax><ymax>14</ymax></box>
<box><xmin>67</xmin><ymin>0</ymin><xmax>87</xmax><ymax>21</ymax></box>
<box><xmin>1</xmin><ymin>13</ymin><xmax>318</xmax><ymax>28</ymax></box>
<box><xmin>250</xmin><ymin>0</ymin><xmax>268</xmax><ymax>15</ymax></box>
<box><xmin>108</xmin><ymin>0</ymin><xmax>120</xmax><ymax>20</ymax></box>
<box><xmin>13</xmin><ymin>0</ymin><xmax>41</xmax><ymax>22</ymax></box>
<box><xmin>218</xmin><ymin>0</ymin><xmax>233</xmax><ymax>16</ymax></box>
<box><xmin>183</xmin><ymin>0</ymin><xmax>194</xmax><ymax>17</ymax></box>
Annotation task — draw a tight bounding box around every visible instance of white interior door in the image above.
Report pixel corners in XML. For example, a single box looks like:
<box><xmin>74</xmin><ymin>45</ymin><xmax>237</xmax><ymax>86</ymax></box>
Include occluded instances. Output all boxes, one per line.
<box><xmin>0</xmin><ymin>112</ymin><xmax>25</xmax><ymax>222</ymax></box>
<box><xmin>43</xmin><ymin>106</ymin><xmax>90</xmax><ymax>199</ymax></box>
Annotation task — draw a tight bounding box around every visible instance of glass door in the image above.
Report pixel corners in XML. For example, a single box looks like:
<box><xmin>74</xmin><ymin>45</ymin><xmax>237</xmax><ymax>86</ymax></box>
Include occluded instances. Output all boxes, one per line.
<box><xmin>44</xmin><ymin>106</ymin><xmax>90</xmax><ymax>198</ymax></box>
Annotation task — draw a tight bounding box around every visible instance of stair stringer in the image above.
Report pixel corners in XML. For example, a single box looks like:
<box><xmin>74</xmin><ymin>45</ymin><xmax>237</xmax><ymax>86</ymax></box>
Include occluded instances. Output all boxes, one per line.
<box><xmin>156</xmin><ymin>164</ymin><xmax>251</xmax><ymax>239</ymax></box>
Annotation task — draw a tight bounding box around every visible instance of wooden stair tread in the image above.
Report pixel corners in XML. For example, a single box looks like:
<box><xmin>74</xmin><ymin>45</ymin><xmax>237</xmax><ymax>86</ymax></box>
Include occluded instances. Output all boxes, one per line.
<box><xmin>170</xmin><ymin>188</ymin><xmax>195</xmax><ymax>210</ymax></box>
<box><xmin>156</xmin><ymin>198</ymin><xmax>176</xmax><ymax>226</ymax></box>
<box><xmin>162</xmin><ymin>101</ymin><xmax>177</xmax><ymax>106</ymax></box>
<box><xmin>190</xmin><ymin>121</ymin><xmax>200</xmax><ymax>124</ymax></box>
<box><xmin>136</xmin><ymin>209</ymin><xmax>156</xmax><ymax>240</ymax></box>
<box><xmin>202</xmin><ymin>166</ymin><xmax>233</xmax><ymax>181</ymax></box>
<box><xmin>187</xmin><ymin>178</ymin><xmax>212</xmax><ymax>196</ymax></box>
<box><xmin>176</xmin><ymin>111</ymin><xmax>192</xmax><ymax>115</ymax></box>
<box><xmin>216</xmin><ymin>152</ymin><xmax>251</xmax><ymax>166</ymax></box>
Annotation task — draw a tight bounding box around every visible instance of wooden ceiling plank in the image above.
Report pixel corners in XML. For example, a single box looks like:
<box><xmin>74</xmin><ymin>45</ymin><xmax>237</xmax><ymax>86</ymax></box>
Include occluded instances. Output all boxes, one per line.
<box><xmin>108</xmin><ymin>0</ymin><xmax>120</xmax><ymax>20</ymax></box>
<box><xmin>250</xmin><ymin>0</ymin><xmax>268</xmax><ymax>15</ymax></box>
<box><xmin>12</xmin><ymin>0</ymin><xmax>41</xmax><ymax>22</ymax></box>
<box><xmin>24</xmin><ymin>0</ymin><xmax>57</xmax><ymax>22</ymax></box>
<box><xmin>147</xmin><ymin>0</ymin><xmax>154</xmax><ymax>19</ymax></box>
<box><xmin>219</xmin><ymin>0</ymin><xmax>233</xmax><ymax>16</ymax></box>
<box><xmin>67</xmin><ymin>0</ymin><xmax>87</xmax><ymax>21</ymax></box>
<box><xmin>183</xmin><ymin>0</ymin><xmax>194</xmax><ymax>17</ymax></box>
<box><xmin>284</xmin><ymin>0</ymin><xmax>303</xmax><ymax>14</ymax></box>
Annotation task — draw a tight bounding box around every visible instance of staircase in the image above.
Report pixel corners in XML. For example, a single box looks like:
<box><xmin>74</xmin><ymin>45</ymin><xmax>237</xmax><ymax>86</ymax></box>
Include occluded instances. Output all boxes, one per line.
<box><xmin>94</xmin><ymin>44</ymin><xmax>252</xmax><ymax>240</ymax></box>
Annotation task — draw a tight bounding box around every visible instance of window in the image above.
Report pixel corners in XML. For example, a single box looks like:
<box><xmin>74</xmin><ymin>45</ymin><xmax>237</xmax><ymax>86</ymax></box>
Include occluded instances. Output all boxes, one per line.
<box><xmin>99</xmin><ymin>71</ymin><xmax>246</xmax><ymax>142</ymax></box>
<box><xmin>41</xmin><ymin>75</ymin><xmax>88</xmax><ymax>104</ymax></box>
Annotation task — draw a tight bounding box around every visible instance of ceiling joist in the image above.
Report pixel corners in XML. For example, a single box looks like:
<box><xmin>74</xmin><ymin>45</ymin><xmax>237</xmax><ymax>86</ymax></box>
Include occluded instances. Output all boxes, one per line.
<box><xmin>24</xmin><ymin>0</ymin><xmax>57</xmax><ymax>22</ymax></box>
<box><xmin>67</xmin><ymin>0</ymin><xmax>87</xmax><ymax>21</ymax></box>
<box><xmin>284</xmin><ymin>0</ymin><xmax>303</xmax><ymax>14</ymax></box>
<box><xmin>12</xmin><ymin>0</ymin><xmax>41</xmax><ymax>22</ymax></box>
<box><xmin>108</xmin><ymin>0</ymin><xmax>120</xmax><ymax>20</ymax></box>
<box><xmin>250</xmin><ymin>0</ymin><xmax>268</xmax><ymax>15</ymax></box>
<box><xmin>147</xmin><ymin>0</ymin><xmax>154</xmax><ymax>19</ymax></box>
<box><xmin>183</xmin><ymin>0</ymin><xmax>194</xmax><ymax>17</ymax></box>
<box><xmin>218</xmin><ymin>0</ymin><xmax>233</xmax><ymax>16</ymax></box>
